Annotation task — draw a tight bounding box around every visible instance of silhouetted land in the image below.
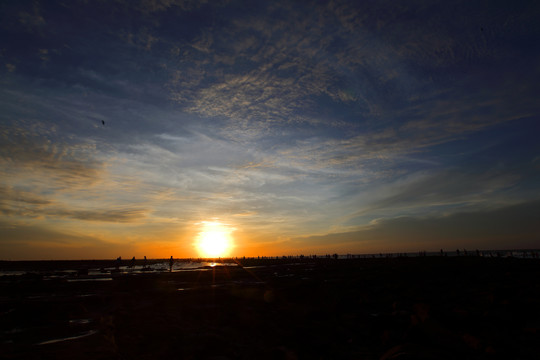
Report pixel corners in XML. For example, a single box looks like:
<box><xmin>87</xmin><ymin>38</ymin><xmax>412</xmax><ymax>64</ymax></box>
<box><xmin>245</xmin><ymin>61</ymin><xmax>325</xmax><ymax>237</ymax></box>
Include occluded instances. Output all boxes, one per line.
<box><xmin>1</xmin><ymin>257</ymin><xmax>540</xmax><ymax>359</ymax></box>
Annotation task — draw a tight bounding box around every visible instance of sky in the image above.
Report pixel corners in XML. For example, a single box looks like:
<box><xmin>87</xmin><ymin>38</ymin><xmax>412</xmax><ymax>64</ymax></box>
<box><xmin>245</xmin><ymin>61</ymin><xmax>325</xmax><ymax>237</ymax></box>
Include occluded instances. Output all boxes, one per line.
<box><xmin>1</xmin><ymin>0</ymin><xmax>539</xmax><ymax>260</ymax></box>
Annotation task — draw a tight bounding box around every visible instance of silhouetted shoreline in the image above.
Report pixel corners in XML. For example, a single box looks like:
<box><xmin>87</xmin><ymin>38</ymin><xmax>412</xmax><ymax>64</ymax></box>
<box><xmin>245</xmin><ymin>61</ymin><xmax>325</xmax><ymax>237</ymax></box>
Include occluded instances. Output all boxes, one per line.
<box><xmin>1</xmin><ymin>248</ymin><xmax>538</xmax><ymax>272</ymax></box>
<box><xmin>1</xmin><ymin>256</ymin><xmax>539</xmax><ymax>359</ymax></box>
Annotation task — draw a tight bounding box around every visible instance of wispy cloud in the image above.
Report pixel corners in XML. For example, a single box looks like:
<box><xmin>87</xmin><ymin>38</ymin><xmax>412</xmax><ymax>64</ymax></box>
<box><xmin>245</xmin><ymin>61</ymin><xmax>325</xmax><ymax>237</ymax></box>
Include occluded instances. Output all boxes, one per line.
<box><xmin>49</xmin><ymin>207</ymin><xmax>149</xmax><ymax>223</ymax></box>
<box><xmin>167</xmin><ymin>2</ymin><xmax>363</xmax><ymax>130</ymax></box>
<box><xmin>164</xmin><ymin>0</ymin><xmax>540</xmax><ymax>153</ymax></box>
<box><xmin>0</xmin><ymin>219</ymin><xmax>139</xmax><ymax>260</ymax></box>
<box><xmin>343</xmin><ymin>167</ymin><xmax>522</xmax><ymax>223</ymax></box>
<box><xmin>288</xmin><ymin>200</ymin><xmax>540</xmax><ymax>254</ymax></box>
<box><xmin>0</xmin><ymin>125</ymin><xmax>102</xmax><ymax>189</ymax></box>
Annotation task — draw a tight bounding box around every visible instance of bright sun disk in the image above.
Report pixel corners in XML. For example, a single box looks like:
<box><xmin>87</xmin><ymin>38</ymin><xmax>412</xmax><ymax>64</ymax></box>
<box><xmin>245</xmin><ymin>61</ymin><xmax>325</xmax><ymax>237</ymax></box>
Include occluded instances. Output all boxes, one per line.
<box><xmin>195</xmin><ymin>222</ymin><xmax>234</xmax><ymax>258</ymax></box>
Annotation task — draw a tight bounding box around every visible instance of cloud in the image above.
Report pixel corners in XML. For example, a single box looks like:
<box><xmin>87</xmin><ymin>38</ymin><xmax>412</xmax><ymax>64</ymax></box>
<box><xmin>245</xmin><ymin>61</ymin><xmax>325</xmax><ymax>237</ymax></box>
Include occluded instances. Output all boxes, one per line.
<box><xmin>0</xmin><ymin>220</ymin><xmax>137</xmax><ymax>260</ymax></box>
<box><xmin>17</xmin><ymin>3</ymin><xmax>46</xmax><ymax>32</ymax></box>
<box><xmin>0</xmin><ymin>185</ymin><xmax>54</xmax><ymax>219</ymax></box>
<box><xmin>233</xmin><ymin>211</ymin><xmax>257</xmax><ymax>217</ymax></box>
<box><xmin>0</xmin><ymin>184</ymin><xmax>149</xmax><ymax>223</ymax></box>
<box><xmin>0</xmin><ymin>121</ymin><xmax>155</xmax><ymax>224</ymax></box>
<box><xmin>1</xmin><ymin>206</ymin><xmax>149</xmax><ymax>223</ymax></box>
<box><xmin>136</xmin><ymin>0</ymin><xmax>212</xmax><ymax>13</ymax></box>
<box><xmin>167</xmin><ymin>2</ymin><xmax>368</xmax><ymax>130</ymax></box>
<box><xmin>49</xmin><ymin>207</ymin><xmax>149</xmax><ymax>223</ymax></box>
<box><xmin>0</xmin><ymin>185</ymin><xmax>52</xmax><ymax>206</ymax></box>
<box><xmin>0</xmin><ymin>125</ymin><xmax>102</xmax><ymax>189</ymax></box>
<box><xmin>289</xmin><ymin>200</ymin><xmax>540</xmax><ymax>253</ymax></box>
<box><xmin>356</xmin><ymin>167</ymin><xmax>521</xmax><ymax>216</ymax></box>
<box><xmin>164</xmin><ymin>0</ymin><xmax>540</xmax><ymax>154</ymax></box>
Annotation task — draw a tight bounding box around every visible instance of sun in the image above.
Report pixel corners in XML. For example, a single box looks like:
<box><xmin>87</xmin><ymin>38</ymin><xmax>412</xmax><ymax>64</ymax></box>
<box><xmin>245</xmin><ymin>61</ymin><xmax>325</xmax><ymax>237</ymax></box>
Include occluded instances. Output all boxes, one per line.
<box><xmin>195</xmin><ymin>222</ymin><xmax>234</xmax><ymax>258</ymax></box>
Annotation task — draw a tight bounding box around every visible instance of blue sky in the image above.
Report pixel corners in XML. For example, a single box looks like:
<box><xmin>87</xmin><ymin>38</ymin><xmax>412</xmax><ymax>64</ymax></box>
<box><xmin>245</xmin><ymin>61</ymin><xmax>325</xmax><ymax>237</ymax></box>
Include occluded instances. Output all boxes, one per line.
<box><xmin>1</xmin><ymin>0</ymin><xmax>539</xmax><ymax>259</ymax></box>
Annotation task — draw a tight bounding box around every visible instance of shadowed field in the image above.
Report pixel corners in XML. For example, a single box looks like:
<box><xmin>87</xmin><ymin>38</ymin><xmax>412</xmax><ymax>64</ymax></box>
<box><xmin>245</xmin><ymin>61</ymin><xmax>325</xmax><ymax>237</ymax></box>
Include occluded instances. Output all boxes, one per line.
<box><xmin>1</xmin><ymin>257</ymin><xmax>540</xmax><ymax>359</ymax></box>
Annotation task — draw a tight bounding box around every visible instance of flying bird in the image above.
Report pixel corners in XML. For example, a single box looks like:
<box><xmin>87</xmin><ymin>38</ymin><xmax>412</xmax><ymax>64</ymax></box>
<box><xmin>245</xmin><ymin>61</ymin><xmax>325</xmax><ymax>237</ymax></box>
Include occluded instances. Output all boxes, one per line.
<box><xmin>102</xmin><ymin>120</ymin><xmax>105</xmax><ymax>126</ymax></box>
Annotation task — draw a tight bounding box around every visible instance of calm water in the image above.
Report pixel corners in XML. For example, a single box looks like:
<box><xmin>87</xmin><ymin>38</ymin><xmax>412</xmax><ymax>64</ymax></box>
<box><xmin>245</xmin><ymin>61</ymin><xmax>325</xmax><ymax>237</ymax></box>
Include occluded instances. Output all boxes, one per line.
<box><xmin>0</xmin><ymin>260</ymin><xmax>237</xmax><ymax>277</ymax></box>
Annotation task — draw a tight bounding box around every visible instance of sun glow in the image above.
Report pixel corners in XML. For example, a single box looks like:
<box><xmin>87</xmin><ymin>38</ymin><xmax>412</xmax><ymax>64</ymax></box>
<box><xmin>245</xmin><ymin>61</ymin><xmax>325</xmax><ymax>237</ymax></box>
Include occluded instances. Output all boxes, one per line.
<box><xmin>195</xmin><ymin>221</ymin><xmax>234</xmax><ymax>258</ymax></box>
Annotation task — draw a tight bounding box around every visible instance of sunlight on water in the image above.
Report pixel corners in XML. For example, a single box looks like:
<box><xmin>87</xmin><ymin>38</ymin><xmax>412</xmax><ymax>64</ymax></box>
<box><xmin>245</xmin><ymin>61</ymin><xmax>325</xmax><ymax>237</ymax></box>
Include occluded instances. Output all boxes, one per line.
<box><xmin>36</xmin><ymin>330</ymin><xmax>98</xmax><ymax>345</ymax></box>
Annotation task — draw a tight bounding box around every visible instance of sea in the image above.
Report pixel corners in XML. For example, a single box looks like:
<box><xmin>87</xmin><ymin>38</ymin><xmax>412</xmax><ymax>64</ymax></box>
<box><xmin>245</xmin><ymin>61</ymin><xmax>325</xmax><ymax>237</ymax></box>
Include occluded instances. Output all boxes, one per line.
<box><xmin>1</xmin><ymin>248</ymin><xmax>538</xmax><ymax>278</ymax></box>
<box><xmin>0</xmin><ymin>260</ymin><xmax>236</xmax><ymax>278</ymax></box>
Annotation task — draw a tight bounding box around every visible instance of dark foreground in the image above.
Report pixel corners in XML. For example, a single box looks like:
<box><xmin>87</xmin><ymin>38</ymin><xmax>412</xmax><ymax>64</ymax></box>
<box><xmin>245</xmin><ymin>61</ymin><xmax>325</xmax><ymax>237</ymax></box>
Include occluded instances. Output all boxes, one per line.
<box><xmin>1</xmin><ymin>257</ymin><xmax>540</xmax><ymax>359</ymax></box>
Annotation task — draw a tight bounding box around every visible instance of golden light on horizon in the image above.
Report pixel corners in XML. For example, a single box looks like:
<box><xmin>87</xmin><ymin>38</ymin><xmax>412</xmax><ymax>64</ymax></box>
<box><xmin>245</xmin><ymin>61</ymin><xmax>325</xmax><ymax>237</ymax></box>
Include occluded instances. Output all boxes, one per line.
<box><xmin>194</xmin><ymin>221</ymin><xmax>234</xmax><ymax>258</ymax></box>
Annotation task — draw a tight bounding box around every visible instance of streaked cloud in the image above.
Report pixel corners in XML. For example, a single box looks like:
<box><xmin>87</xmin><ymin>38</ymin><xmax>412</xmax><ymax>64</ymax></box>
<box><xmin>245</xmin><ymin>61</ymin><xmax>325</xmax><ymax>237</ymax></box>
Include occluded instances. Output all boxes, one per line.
<box><xmin>289</xmin><ymin>200</ymin><xmax>540</xmax><ymax>254</ymax></box>
<box><xmin>0</xmin><ymin>126</ymin><xmax>101</xmax><ymax>188</ymax></box>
